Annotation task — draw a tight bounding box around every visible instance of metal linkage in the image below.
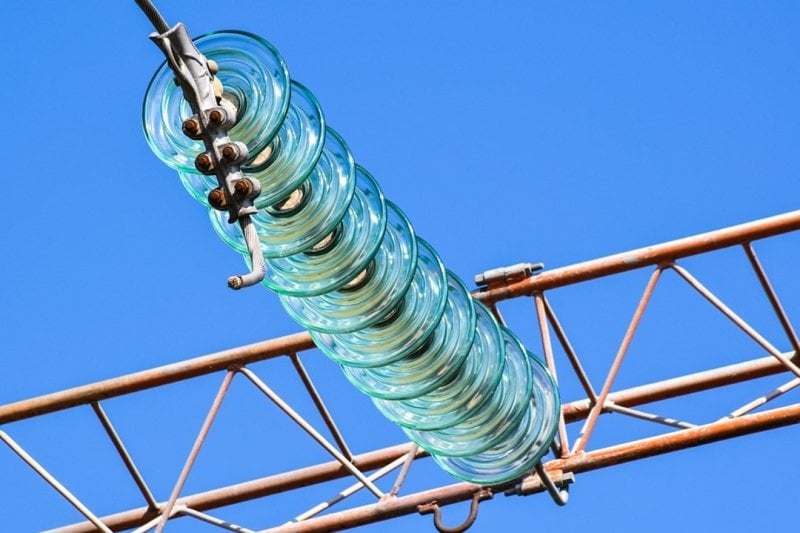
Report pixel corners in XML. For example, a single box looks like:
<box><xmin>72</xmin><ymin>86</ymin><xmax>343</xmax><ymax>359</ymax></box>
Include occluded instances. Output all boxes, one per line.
<box><xmin>4</xmin><ymin>210</ymin><xmax>800</xmax><ymax>532</ymax></box>
<box><xmin>0</xmin><ymin>430</ymin><xmax>112</xmax><ymax>533</ymax></box>
<box><xmin>238</xmin><ymin>367</ymin><xmax>385</xmax><ymax>499</ymax></box>
<box><xmin>91</xmin><ymin>402</ymin><xmax>159</xmax><ymax>510</ymax></box>
<box><xmin>136</xmin><ymin>0</ymin><xmax>265</xmax><ymax>289</ymax></box>
<box><xmin>157</xmin><ymin>370</ymin><xmax>236</xmax><ymax>533</ymax></box>
<box><xmin>571</xmin><ymin>267</ymin><xmax>663</xmax><ymax>454</ymax></box>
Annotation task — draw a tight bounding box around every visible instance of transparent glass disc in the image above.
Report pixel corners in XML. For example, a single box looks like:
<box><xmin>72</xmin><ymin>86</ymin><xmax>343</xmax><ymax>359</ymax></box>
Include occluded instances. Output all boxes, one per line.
<box><xmin>143</xmin><ymin>30</ymin><xmax>290</xmax><ymax>172</ymax></box>
<box><xmin>266</xmin><ymin>166</ymin><xmax>386</xmax><ymax>297</ymax></box>
<box><xmin>282</xmin><ymin>200</ymin><xmax>415</xmax><ymax>331</ymax></box>
<box><xmin>249</xmin><ymin>81</ymin><xmax>325</xmax><ymax>207</ymax></box>
<box><xmin>433</xmin><ymin>352</ymin><xmax>561</xmax><ymax>484</ymax></box>
<box><xmin>403</xmin><ymin>326</ymin><xmax>532</xmax><ymax>457</ymax></box>
<box><xmin>341</xmin><ymin>273</ymin><xmax>476</xmax><ymax>399</ymax></box>
<box><xmin>372</xmin><ymin>301</ymin><xmax>505</xmax><ymax>430</ymax></box>
<box><xmin>312</xmin><ymin>238</ymin><xmax>447</xmax><ymax>367</ymax></box>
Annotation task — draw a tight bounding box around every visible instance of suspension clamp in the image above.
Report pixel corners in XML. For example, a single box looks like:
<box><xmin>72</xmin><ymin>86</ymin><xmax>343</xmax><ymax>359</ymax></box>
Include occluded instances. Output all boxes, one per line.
<box><xmin>139</xmin><ymin>1</ymin><xmax>266</xmax><ymax>290</ymax></box>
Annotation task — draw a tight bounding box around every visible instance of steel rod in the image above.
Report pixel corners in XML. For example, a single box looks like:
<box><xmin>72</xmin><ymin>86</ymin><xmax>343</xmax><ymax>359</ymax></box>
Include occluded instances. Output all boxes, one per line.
<box><xmin>604</xmin><ymin>401</ymin><xmax>696</xmax><ymax>429</ymax></box>
<box><xmin>562</xmin><ymin>353</ymin><xmax>796</xmax><ymax>422</ymax></box>
<box><xmin>179</xmin><ymin>507</ymin><xmax>256</xmax><ymax>533</ymax></box>
<box><xmin>91</xmin><ymin>402</ymin><xmax>159</xmax><ymax>510</ymax></box>
<box><xmin>533</xmin><ymin>293</ymin><xmax>569</xmax><ymax>457</ymax></box>
<box><xmin>0</xmin><ymin>430</ymin><xmax>113</xmax><ymax>533</ymax></box>
<box><xmin>475</xmin><ymin>210</ymin><xmax>800</xmax><ymax>302</ymax></box>
<box><xmin>4</xmin><ymin>212</ymin><xmax>798</xmax><ymax>427</ymax></box>
<box><xmin>572</xmin><ymin>267</ymin><xmax>662</xmax><ymax>453</ymax></box>
<box><xmin>271</xmin><ymin>403</ymin><xmax>800</xmax><ymax>533</ymax></box>
<box><xmin>238</xmin><ymin>367</ymin><xmax>384</xmax><ymax>498</ymax></box>
<box><xmin>156</xmin><ymin>370</ymin><xmax>235</xmax><ymax>532</ymax></box>
<box><xmin>52</xmin><ymin>372</ymin><xmax>800</xmax><ymax>533</ymax></box>
<box><xmin>289</xmin><ymin>353</ymin><xmax>353</xmax><ymax>461</ymax></box>
<box><xmin>533</xmin><ymin>462</ymin><xmax>568</xmax><ymax>506</ymax></box>
<box><xmin>724</xmin><ymin>377</ymin><xmax>800</xmax><ymax>419</ymax></box>
<box><xmin>0</xmin><ymin>331</ymin><xmax>315</xmax><ymax>425</ymax></box>
<box><xmin>130</xmin><ymin>513</ymin><xmax>167</xmax><ymax>533</ymax></box>
<box><xmin>543</xmin><ymin>296</ymin><xmax>598</xmax><ymax>402</ymax></box>
<box><xmin>743</xmin><ymin>243</ymin><xmax>800</xmax><ymax>353</ymax></box>
<box><xmin>670</xmin><ymin>263</ymin><xmax>800</xmax><ymax>380</ymax></box>
<box><xmin>53</xmin><ymin>444</ymin><xmax>417</xmax><ymax>533</ymax></box>
<box><xmin>288</xmin><ymin>454</ymin><xmax>409</xmax><ymax>524</ymax></box>
<box><xmin>389</xmin><ymin>444</ymin><xmax>419</xmax><ymax>497</ymax></box>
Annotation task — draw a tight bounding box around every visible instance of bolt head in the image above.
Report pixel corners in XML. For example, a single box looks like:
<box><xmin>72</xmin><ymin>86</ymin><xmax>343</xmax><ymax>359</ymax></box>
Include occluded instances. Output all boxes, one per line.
<box><xmin>222</xmin><ymin>145</ymin><xmax>239</xmax><ymax>161</ymax></box>
<box><xmin>196</xmin><ymin>153</ymin><xmax>213</xmax><ymax>171</ymax></box>
<box><xmin>208</xmin><ymin>189</ymin><xmax>227</xmax><ymax>209</ymax></box>
<box><xmin>209</xmin><ymin>109</ymin><xmax>225</xmax><ymax>125</ymax></box>
<box><xmin>182</xmin><ymin>118</ymin><xmax>200</xmax><ymax>137</ymax></box>
<box><xmin>234</xmin><ymin>180</ymin><xmax>252</xmax><ymax>196</ymax></box>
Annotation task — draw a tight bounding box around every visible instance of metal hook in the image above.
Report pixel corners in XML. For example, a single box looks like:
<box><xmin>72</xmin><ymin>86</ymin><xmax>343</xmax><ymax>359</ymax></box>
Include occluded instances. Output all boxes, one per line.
<box><xmin>534</xmin><ymin>462</ymin><xmax>570</xmax><ymax>506</ymax></box>
<box><xmin>418</xmin><ymin>489</ymin><xmax>493</xmax><ymax>533</ymax></box>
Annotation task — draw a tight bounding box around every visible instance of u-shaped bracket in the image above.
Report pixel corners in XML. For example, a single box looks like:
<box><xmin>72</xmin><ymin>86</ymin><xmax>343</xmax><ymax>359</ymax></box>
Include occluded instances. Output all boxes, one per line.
<box><xmin>418</xmin><ymin>489</ymin><xmax>493</xmax><ymax>533</ymax></box>
<box><xmin>534</xmin><ymin>462</ymin><xmax>570</xmax><ymax>506</ymax></box>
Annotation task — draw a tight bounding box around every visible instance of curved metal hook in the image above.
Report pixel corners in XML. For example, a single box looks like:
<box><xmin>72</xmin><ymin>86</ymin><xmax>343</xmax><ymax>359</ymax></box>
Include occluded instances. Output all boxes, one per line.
<box><xmin>227</xmin><ymin>215</ymin><xmax>266</xmax><ymax>289</ymax></box>
<box><xmin>418</xmin><ymin>489</ymin><xmax>492</xmax><ymax>533</ymax></box>
<box><xmin>534</xmin><ymin>462</ymin><xmax>570</xmax><ymax>506</ymax></box>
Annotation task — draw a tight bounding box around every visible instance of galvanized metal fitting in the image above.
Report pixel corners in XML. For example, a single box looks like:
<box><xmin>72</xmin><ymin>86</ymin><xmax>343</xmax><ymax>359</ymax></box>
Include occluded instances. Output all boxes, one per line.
<box><xmin>474</xmin><ymin>262</ymin><xmax>544</xmax><ymax>290</ymax></box>
<box><xmin>418</xmin><ymin>489</ymin><xmax>493</xmax><ymax>533</ymax></box>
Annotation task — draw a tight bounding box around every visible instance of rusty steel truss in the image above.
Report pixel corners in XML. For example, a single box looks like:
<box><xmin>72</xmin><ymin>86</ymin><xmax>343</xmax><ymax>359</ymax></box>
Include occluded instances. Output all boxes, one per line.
<box><xmin>1</xmin><ymin>209</ymin><xmax>799</xmax><ymax>532</ymax></box>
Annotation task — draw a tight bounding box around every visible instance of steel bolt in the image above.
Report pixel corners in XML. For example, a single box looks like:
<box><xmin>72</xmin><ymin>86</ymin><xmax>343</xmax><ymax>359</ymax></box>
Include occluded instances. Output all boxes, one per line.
<box><xmin>222</xmin><ymin>144</ymin><xmax>239</xmax><ymax>161</ymax></box>
<box><xmin>182</xmin><ymin>118</ymin><xmax>200</xmax><ymax>137</ymax></box>
<box><xmin>234</xmin><ymin>180</ymin><xmax>252</xmax><ymax>197</ymax></box>
<box><xmin>196</xmin><ymin>153</ymin><xmax>213</xmax><ymax>172</ymax></box>
<box><xmin>208</xmin><ymin>189</ymin><xmax>227</xmax><ymax>210</ymax></box>
<box><xmin>209</xmin><ymin>109</ymin><xmax>225</xmax><ymax>125</ymax></box>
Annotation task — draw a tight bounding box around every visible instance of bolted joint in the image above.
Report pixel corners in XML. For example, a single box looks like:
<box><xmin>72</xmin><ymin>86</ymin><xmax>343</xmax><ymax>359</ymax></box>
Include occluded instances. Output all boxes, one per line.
<box><xmin>182</xmin><ymin>117</ymin><xmax>202</xmax><ymax>139</ymax></box>
<box><xmin>474</xmin><ymin>262</ymin><xmax>544</xmax><ymax>290</ymax></box>
<box><xmin>195</xmin><ymin>152</ymin><xmax>215</xmax><ymax>174</ymax></box>
<box><xmin>206</xmin><ymin>106</ymin><xmax>234</xmax><ymax>130</ymax></box>
<box><xmin>208</xmin><ymin>188</ymin><xmax>228</xmax><ymax>211</ymax></box>
<box><xmin>233</xmin><ymin>177</ymin><xmax>261</xmax><ymax>201</ymax></box>
<box><xmin>221</xmin><ymin>141</ymin><xmax>249</xmax><ymax>165</ymax></box>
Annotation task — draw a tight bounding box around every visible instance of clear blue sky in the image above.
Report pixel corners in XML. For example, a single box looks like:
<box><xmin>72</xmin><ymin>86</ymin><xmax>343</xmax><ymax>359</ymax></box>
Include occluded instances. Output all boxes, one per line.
<box><xmin>1</xmin><ymin>2</ymin><xmax>798</xmax><ymax>532</ymax></box>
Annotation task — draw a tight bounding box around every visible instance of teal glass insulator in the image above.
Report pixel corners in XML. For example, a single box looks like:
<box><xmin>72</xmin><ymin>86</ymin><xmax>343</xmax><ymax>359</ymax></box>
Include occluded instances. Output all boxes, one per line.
<box><xmin>177</xmin><ymin>169</ymin><xmax>217</xmax><ymax>205</ymax></box>
<box><xmin>264</xmin><ymin>166</ymin><xmax>385</xmax><ymax>297</ymax></box>
<box><xmin>312</xmin><ymin>238</ymin><xmax>447</xmax><ymax>367</ymax></box>
<box><xmin>340</xmin><ymin>272</ymin><xmax>476</xmax><ymax>399</ymax></box>
<box><xmin>281</xmin><ymin>200</ymin><xmax>415</xmax><ymax>332</ymax></box>
<box><xmin>432</xmin><ymin>352</ymin><xmax>560</xmax><ymax>484</ymax></box>
<box><xmin>371</xmin><ymin>301</ymin><xmax>505</xmax><ymax>430</ymax></box>
<box><xmin>248</xmin><ymin>81</ymin><xmax>325</xmax><ymax>208</ymax></box>
<box><xmin>209</xmin><ymin>128</ymin><xmax>355</xmax><ymax>257</ymax></box>
<box><xmin>402</xmin><ymin>326</ymin><xmax>532</xmax><ymax>457</ymax></box>
<box><xmin>143</xmin><ymin>30</ymin><xmax>290</xmax><ymax>172</ymax></box>
<box><xmin>175</xmin><ymin>81</ymin><xmax>323</xmax><ymax>208</ymax></box>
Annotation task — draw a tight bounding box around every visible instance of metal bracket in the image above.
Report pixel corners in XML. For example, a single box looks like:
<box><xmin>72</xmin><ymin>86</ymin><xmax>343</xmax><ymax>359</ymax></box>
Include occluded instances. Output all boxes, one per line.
<box><xmin>474</xmin><ymin>262</ymin><xmax>544</xmax><ymax>290</ymax></box>
<box><xmin>418</xmin><ymin>489</ymin><xmax>493</xmax><ymax>533</ymax></box>
<box><xmin>136</xmin><ymin>0</ymin><xmax>266</xmax><ymax>290</ymax></box>
<box><xmin>505</xmin><ymin>463</ymin><xmax>574</xmax><ymax>505</ymax></box>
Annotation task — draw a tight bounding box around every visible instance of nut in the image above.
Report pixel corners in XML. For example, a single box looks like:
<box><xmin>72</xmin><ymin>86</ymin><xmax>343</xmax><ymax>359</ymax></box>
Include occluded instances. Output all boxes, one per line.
<box><xmin>233</xmin><ymin>180</ymin><xmax>252</xmax><ymax>196</ymax></box>
<box><xmin>222</xmin><ymin>144</ymin><xmax>239</xmax><ymax>161</ymax></box>
<box><xmin>208</xmin><ymin>189</ymin><xmax>227</xmax><ymax>210</ymax></box>
<box><xmin>182</xmin><ymin>118</ymin><xmax>200</xmax><ymax>137</ymax></box>
<box><xmin>209</xmin><ymin>109</ymin><xmax>225</xmax><ymax>125</ymax></box>
<box><xmin>195</xmin><ymin>153</ymin><xmax>213</xmax><ymax>172</ymax></box>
